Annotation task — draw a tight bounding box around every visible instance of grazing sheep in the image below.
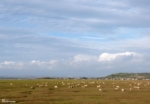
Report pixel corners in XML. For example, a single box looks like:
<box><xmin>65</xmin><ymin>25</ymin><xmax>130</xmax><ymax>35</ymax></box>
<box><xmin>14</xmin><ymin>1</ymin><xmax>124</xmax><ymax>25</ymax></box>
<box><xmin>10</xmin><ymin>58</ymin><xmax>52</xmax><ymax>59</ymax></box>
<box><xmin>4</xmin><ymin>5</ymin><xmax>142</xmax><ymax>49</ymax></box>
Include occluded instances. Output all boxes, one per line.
<box><xmin>90</xmin><ymin>82</ymin><xmax>95</xmax><ymax>84</ymax></box>
<box><xmin>116</xmin><ymin>86</ymin><xmax>120</xmax><ymax>88</ymax></box>
<box><xmin>137</xmin><ymin>83</ymin><xmax>141</xmax><ymax>86</ymax></box>
<box><xmin>114</xmin><ymin>87</ymin><xmax>119</xmax><ymax>91</ymax></box>
<box><xmin>130</xmin><ymin>88</ymin><xmax>132</xmax><ymax>91</ymax></box>
<box><xmin>84</xmin><ymin>85</ymin><xmax>88</xmax><ymax>87</ymax></box>
<box><xmin>97</xmin><ymin>85</ymin><xmax>101</xmax><ymax>88</ymax></box>
<box><xmin>10</xmin><ymin>83</ymin><xmax>13</xmax><ymax>85</ymax></box>
<box><xmin>121</xmin><ymin>89</ymin><xmax>126</xmax><ymax>92</ymax></box>
<box><xmin>99</xmin><ymin>88</ymin><xmax>102</xmax><ymax>92</ymax></box>
<box><xmin>39</xmin><ymin>85</ymin><xmax>43</xmax><ymax>87</ymax></box>
<box><xmin>31</xmin><ymin>87</ymin><xmax>35</xmax><ymax>89</ymax></box>
<box><xmin>136</xmin><ymin>86</ymin><xmax>141</xmax><ymax>89</ymax></box>
<box><xmin>62</xmin><ymin>82</ymin><xmax>65</xmax><ymax>85</ymax></box>
<box><xmin>82</xmin><ymin>86</ymin><xmax>85</xmax><ymax>88</ymax></box>
<box><xmin>54</xmin><ymin>86</ymin><xmax>58</xmax><ymax>88</ymax></box>
<box><xmin>69</xmin><ymin>86</ymin><xmax>74</xmax><ymax>88</ymax></box>
<box><xmin>134</xmin><ymin>86</ymin><xmax>141</xmax><ymax>89</ymax></box>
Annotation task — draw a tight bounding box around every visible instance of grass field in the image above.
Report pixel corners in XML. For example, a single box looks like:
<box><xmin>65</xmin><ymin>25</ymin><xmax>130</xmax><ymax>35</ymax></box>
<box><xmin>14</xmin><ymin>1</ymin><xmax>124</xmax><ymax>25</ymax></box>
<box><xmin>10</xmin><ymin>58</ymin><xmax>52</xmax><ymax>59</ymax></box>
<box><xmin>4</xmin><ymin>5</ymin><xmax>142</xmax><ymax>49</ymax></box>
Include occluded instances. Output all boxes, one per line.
<box><xmin>0</xmin><ymin>79</ymin><xmax>150</xmax><ymax>104</ymax></box>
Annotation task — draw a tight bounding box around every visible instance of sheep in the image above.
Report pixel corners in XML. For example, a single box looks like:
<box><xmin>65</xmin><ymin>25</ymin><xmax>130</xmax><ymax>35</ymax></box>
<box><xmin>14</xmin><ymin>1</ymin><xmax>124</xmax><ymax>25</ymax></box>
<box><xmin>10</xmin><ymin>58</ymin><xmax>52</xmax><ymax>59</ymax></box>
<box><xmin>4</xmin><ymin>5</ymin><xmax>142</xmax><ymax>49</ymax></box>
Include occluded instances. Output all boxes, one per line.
<box><xmin>130</xmin><ymin>88</ymin><xmax>132</xmax><ymax>91</ymax></box>
<box><xmin>114</xmin><ymin>87</ymin><xmax>119</xmax><ymax>91</ymax></box>
<box><xmin>10</xmin><ymin>83</ymin><xmax>13</xmax><ymax>85</ymax></box>
<box><xmin>137</xmin><ymin>83</ymin><xmax>141</xmax><ymax>86</ymax></box>
<box><xmin>97</xmin><ymin>85</ymin><xmax>101</xmax><ymax>88</ymax></box>
<box><xmin>134</xmin><ymin>86</ymin><xmax>141</xmax><ymax>89</ymax></box>
<box><xmin>99</xmin><ymin>88</ymin><xmax>102</xmax><ymax>92</ymax></box>
<box><xmin>77</xmin><ymin>83</ymin><xmax>80</xmax><ymax>86</ymax></box>
<box><xmin>62</xmin><ymin>82</ymin><xmax>65</xmax><ymax>85</ymax></box>
<box><xmin>82</xmin><ymin>86</ymin><xmax>85</xmax><ymax>88</ymax></box>
<box><xmin>39</xmin><ymin>85</ymin><xmax>43</xmax><ymax>87</ymax></box>
<box><xmin>54</xmin><ymin>86</ymin><xmax>58</xmax><ymax>88</ymax></box>
<box><xmin>69</xmin><ymin>86</ymin><xmax>74</xmax><ymax>88</ymax></box>
<box><xmin>121</xmin><ymin>89</ymin><xmax>126</xmax><ymax>92</ymax></box>
<box><xmin>116</xmin><ymin>86</ymin><xmax>120</xmax><ymax>88</ymax></box>
<box><xmin>84</xmin><ymin>85</ymin><xmax>88</xmax><ymax>87</ymax></box>
<box><xmin>31</xmin><ymin>86</ymin><xmax>35</xmax><ymax>89</ymax></box>
<box><xmin>90</xmin><ymin>82</ymin><xmax>95</xmax><ymax>84</ymax></box>
<box><xmin>82</xmin><ymin>85</ymin><xmax>88</xmax><ymax>88</ymax></box>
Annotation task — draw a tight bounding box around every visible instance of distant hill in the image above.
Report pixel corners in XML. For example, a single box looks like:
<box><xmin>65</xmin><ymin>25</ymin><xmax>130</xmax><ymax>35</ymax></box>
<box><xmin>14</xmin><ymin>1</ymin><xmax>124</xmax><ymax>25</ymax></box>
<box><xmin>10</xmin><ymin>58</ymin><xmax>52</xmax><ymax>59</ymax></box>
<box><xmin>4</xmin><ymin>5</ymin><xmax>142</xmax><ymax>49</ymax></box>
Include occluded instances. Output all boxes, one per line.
<box><xmin>105</xmin><ymin>73</ymin><xmax>150</xmax><ymax>79</ymax></box>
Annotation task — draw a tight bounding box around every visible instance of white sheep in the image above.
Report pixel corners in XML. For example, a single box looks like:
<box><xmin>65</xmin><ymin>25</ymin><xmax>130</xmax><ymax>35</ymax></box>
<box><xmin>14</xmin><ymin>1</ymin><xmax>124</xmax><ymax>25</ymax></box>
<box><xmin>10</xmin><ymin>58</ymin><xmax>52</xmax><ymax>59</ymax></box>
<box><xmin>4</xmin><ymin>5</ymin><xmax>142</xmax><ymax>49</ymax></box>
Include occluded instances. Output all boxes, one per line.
<box><xmin>84</xmin><ymin>85</ymin><xmax>88</xmax><ymax>87</ymax></box>
<box><xmin>54</xmin><ymin>86</ymin><xmax>58</xmax><ymax>88</ymax></box>
<box><xmin>116</xmin><ymin>86</ymin><xmax>120</xmax><ymax>88</ymax></box>
<box><xmin>134</xmin><ymin>86</ymin><xmax>141</xmax><ymax>89</ymax></box>
<box><xmin>114</xmin><ymin>87</ymin><xmax>119</xmax><ymax>91</ymax></box>
<box><xmin>99</xmin><ymin>88</ymin><xmax>102</xmax><ymax>92</ymax></box>
<box><xmin>31</xmin><ymin>86</ymin><xmax>35</xmax><ymax>89</ymax></box>
<box><xmin>97</xmin><ymin>85</ymin><xmax>101</xmax><ymax>88</ymax></box>
<box><xmin>121</xmin><ymin>89</ymin><xmax>126</xmax><ymax>92</ymax></box>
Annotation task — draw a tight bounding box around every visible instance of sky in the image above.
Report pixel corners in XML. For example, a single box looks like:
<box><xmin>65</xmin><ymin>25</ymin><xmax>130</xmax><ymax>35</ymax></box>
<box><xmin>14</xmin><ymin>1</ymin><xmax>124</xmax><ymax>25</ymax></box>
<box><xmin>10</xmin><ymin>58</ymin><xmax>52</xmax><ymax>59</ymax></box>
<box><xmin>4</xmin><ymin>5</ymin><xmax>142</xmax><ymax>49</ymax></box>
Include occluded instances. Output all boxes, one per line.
<box><xmin>1</xmin><ymin>0</ymin><xmax>150</xmax><ymax>77</ymax></box>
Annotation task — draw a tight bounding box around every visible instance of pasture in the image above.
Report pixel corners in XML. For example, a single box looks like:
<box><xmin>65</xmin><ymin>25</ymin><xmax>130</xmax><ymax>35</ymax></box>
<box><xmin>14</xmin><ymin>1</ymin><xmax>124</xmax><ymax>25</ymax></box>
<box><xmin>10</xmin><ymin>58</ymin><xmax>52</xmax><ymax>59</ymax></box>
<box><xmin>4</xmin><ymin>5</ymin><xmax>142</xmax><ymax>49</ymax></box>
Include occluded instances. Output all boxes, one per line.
<box><xmin>0</xmin><ymin>79</ymin><xmax>150</xmax><ymax>104</ymax></box>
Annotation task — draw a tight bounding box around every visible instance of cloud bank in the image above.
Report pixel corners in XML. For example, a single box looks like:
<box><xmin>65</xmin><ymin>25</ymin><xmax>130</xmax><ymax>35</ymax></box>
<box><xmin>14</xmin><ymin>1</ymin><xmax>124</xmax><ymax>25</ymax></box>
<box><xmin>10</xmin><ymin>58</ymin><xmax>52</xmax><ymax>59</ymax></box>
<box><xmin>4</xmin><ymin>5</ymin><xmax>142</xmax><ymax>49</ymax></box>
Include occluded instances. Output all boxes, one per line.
<box><xmin>98</xmin><ymin>52</ymin><xmax>136</xmax><ymax>61</ymax></box>
<box><xmin>1</xmin><ymin>52</ymin><xmax>149</xmax><ymax>77</ymax></box>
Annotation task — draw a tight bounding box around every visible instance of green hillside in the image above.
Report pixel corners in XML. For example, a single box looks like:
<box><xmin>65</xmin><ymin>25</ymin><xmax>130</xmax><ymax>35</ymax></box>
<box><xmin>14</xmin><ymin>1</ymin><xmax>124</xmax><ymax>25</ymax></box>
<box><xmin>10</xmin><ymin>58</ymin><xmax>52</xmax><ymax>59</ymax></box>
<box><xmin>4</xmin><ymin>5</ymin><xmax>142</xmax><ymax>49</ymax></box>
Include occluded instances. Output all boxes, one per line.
<box><xmin>105</xmin><ymin>73</ymin><xmax>150</xmax><ymax>79</ymax></box>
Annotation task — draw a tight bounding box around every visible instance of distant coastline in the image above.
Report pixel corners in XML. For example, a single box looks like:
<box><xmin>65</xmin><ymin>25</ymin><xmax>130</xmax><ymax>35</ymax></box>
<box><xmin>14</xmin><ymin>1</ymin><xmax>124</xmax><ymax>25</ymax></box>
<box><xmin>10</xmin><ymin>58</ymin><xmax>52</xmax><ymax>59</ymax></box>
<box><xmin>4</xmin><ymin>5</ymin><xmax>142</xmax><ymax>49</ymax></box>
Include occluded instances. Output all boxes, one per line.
<box><xmin>1</xmin><ymin>72</ymin><xmax>150</xmax><ymax>80</ymax></box>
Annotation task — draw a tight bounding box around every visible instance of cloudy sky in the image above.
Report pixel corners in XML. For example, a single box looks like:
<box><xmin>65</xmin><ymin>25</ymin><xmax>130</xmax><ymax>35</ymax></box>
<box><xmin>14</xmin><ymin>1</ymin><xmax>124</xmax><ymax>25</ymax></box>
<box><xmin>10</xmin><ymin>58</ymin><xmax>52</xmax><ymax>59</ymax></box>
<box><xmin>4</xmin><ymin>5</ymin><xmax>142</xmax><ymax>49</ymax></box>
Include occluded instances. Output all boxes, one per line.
<box><xmin>1</xmin><ymin>0</ymin><xmax>150</xmax><ymax>77</ymax></box>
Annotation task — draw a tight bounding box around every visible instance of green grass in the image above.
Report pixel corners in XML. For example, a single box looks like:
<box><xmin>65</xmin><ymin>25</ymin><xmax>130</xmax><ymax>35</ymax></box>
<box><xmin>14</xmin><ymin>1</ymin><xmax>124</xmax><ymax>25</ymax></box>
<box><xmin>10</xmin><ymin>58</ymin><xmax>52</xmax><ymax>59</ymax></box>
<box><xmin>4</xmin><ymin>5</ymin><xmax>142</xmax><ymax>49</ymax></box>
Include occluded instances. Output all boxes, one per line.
<box><xmin>0</xmin><ymin>79</ymin><xmax>150</xmax><ymax>104</ymax></box>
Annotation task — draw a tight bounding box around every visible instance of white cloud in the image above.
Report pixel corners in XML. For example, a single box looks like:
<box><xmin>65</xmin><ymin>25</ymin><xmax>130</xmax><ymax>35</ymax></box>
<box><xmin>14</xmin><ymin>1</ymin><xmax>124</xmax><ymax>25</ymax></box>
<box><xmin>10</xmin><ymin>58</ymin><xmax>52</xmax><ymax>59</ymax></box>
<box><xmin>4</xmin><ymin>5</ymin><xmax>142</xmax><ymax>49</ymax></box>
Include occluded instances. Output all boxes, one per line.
<box><xmin>1</xmin><ymin>0</ymin><xmax>150</xmax><ymax>34</ymax></box>
<box><xmin>50</xmin><ymin>60</ymin><xmax>58</xmax><ymax>64</ymax></box>
<box><xmin>49</xmin><ymin>60</ymin><xmax>58</xmax><ymax>69</ymax></box>
<box><xmin>0</xmin><ymin>60</ymin><xmax>59</xmax><ymax>70</ymax></box>
<box><xmin>0</xmin><ymin>61</ymin><xmax>24</xmax><ymax>70</ymax></box>
<box><xmin>1</xmin><ymin>61</ymin><xmax>15</xmax><ymax>65</ymax></box>
<box><xmin>98</xmin><ymin>52</ymin><xmax>136</xmax><ymax>61</ymax></box>
<box><xmin>30</xmin><ymin>60</ymin><xmax>45</xmax><ymax>65</ymax></box>
<box><xmin>0</xmin><ymin>52</ymin><xmax>150</xmax><ymax>77</ymax></box>
<box><xmin>73</xmin><ymin>54</ymin><xmax>97</xmax><ymax>62</ymax></box>
<box><xmin>30</xmin><ymin>60</ymin><xmax>59</xmax><ymax>70</ymax></box>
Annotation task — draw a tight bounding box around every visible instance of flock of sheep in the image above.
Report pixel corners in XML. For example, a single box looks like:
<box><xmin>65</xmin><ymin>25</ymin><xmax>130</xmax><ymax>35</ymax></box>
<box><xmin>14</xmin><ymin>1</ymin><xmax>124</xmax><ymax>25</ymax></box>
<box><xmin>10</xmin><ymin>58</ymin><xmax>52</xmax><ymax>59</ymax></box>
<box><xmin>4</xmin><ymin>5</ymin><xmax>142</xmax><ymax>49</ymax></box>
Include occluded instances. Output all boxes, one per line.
<box><xmin>54</xmin><ymin>80</ymin><xmax>149</xmax><ymax>92</ymax></box>
<box><xmin>9</xmin><ymin>80</ymin><xmax>150</xmax><ymax>93</ymax></box>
